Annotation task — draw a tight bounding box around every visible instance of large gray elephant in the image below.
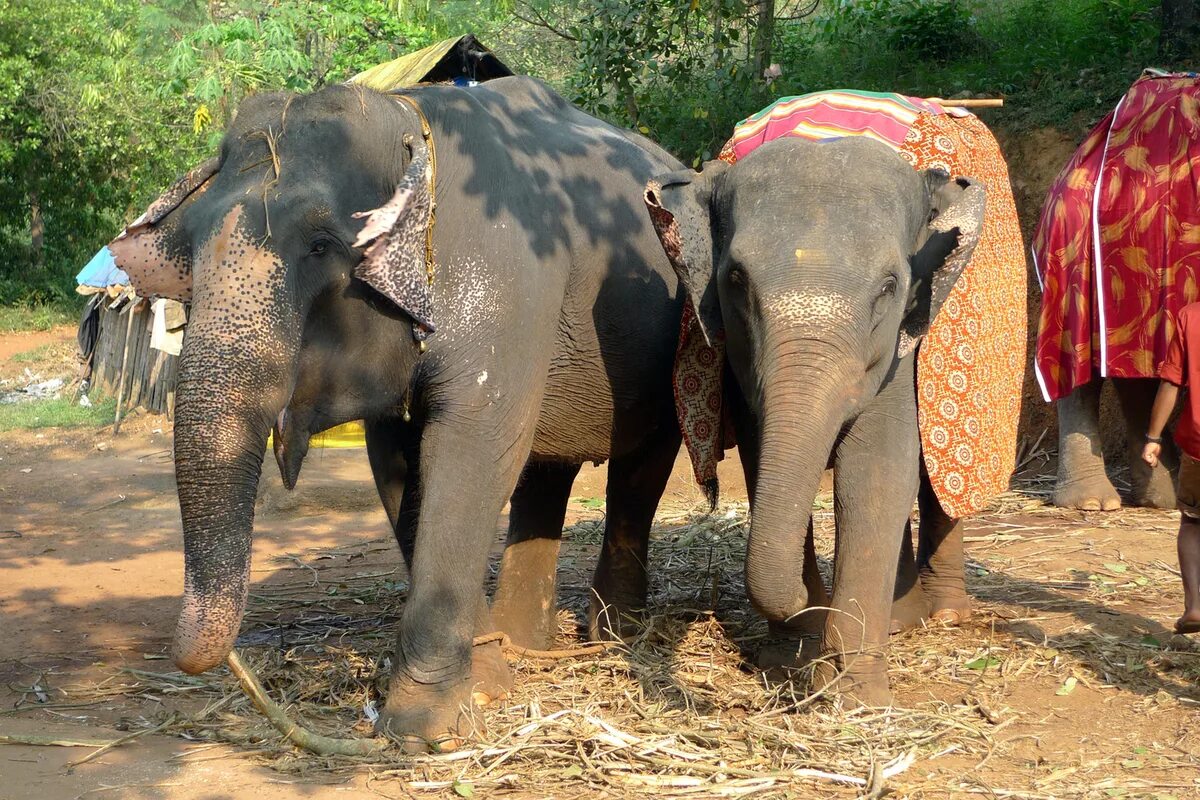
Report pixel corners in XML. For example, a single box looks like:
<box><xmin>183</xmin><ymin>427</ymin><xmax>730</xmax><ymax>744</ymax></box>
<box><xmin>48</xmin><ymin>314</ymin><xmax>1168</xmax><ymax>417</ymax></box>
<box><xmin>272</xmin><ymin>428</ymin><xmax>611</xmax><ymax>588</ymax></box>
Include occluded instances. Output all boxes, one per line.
<box><xmin>1055</xmin><ymin>378</ymin><xmax>1178</xmax><ymax>510</ymax></box>
<box><xmin>108</xmin><ymin>76</ymin><xmax>684</xmax><ymax>748</ymax></box>
<box><xmin>643</xmin><ymin>137</ymin><xmax>984</xmax><ymax>704</ymax></box>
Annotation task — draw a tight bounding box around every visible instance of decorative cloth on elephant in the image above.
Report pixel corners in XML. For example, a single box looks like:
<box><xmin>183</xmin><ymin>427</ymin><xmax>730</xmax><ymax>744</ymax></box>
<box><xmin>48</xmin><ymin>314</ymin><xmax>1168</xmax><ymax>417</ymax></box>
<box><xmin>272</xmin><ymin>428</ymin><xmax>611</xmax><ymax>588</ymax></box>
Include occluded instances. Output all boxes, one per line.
<box><xmin>673</xmin><ymin>90</ymin><xmax>1026</xmax><ymax>517</ymax></box>
<box><xmin>1032</xmin><ymin>69</ymin><xmax>1200</xmax><ymax>403</ymax></box>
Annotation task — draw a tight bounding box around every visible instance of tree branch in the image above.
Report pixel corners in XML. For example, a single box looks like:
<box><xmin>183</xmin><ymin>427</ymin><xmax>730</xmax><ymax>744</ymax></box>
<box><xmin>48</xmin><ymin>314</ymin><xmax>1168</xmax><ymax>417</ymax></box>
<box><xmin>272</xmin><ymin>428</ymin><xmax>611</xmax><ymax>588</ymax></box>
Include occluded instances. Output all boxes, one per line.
<box><xmin>513</xmin><ymin>2</ymin><xmax>579</xmax><ymax>41</ymax></box>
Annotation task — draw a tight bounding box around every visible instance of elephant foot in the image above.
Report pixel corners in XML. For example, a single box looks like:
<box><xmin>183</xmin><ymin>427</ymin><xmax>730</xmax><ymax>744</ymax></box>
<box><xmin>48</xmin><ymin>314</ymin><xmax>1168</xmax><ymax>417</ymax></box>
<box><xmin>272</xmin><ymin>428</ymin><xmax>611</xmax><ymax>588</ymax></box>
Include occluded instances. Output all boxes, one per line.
<box><xmin>377</xmin><ymin>643</ymin><xmax>512</xmax><ymax>752</ymax></box>
<box><xmin>1054</xmin><ymin>474</ymin><xmax>1121</xmax><ymax>511</ymax></box>
<box><xmin>1130</xmin><ymin>464</ymin><xmax>1178</xmax><ymax>510</ymax></box>
<box><xmin>813</xmin><ymin>656</ymin><xmax>893</xmax><ymax>708</ymax></box>
<box><xmin>492</xmin><ymin>576</ymin><xmax>559</xmax><ymax>651</ymax></box>
<box><xmin>588</xmin><ymin>547</ymin><xmax>649</xmax><ymax>642</ymax></box>
<box><xmin>492</xmin><ymin>599</ymin><xmax>557</xmax><ymax>651</ymax></box>
<box><xmin>492</xmin><ymin>535</ymin><xmax>562</xmax><ymax>650</ymax></box>
<box><xmin>587</xmin><ymin>592</ymin><xmax>643</xmax><ymax>642</ymax></box>
<box><xmin>756</xmin><ymin>617</ymin><xmax>824</xmax><ymax>670</ymax></box>
<box><xmin>890</xmin><ymin>580</ymin><xmax>930</xmax><ymax>634</ymax></box>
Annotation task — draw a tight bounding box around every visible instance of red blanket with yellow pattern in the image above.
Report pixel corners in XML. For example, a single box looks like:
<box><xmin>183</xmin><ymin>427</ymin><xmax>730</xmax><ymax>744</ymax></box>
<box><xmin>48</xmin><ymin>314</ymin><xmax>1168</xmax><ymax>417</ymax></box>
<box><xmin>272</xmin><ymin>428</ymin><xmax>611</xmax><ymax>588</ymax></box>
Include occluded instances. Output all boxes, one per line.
<box><xmin>1033</xmin><ymin>70</ymin><xmax>1200</xmax><ymax>402</ymax></box>
<box><xmin>675</xmin><ymin>90</ymin><xmax>1027</xmax><ymax>518</ymax></box>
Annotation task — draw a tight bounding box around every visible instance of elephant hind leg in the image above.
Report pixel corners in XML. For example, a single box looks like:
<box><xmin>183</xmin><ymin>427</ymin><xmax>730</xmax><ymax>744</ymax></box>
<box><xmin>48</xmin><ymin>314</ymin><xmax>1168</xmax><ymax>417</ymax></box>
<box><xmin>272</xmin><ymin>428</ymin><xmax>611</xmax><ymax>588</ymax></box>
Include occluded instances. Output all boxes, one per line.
<box><xmin>588</xmin><ymin>427</ymin><xmax>680</xmax><ymax>642</ymax></box>
<box><xmin>1055</xmin><ymin>379</ymin><xmax>1122</xmax><ymax>511</ymax></box>
<box><xmin>491</xmin><ymin>460</ymin><xmax>581</xmax><ymax>649</ymax></box>
<box><xmin>916</xmin><ymin>476</ymin><xmax>970</xmax><ymax>624</ymax></box>
<box><xmin>1115</xmin><ymin>377</ymin><xmax>1178</xmax><ymax>509</ymax></box>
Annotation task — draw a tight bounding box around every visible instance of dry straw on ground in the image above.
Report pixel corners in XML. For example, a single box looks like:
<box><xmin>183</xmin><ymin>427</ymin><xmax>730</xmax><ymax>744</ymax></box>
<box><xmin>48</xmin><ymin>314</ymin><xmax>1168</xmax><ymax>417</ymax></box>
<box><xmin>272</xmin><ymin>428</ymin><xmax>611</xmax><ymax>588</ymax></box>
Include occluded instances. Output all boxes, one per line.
<box><xmin>14</xmin><ymin>474</ymin><xmax>1200</xmax><ymax>798</ymax></box>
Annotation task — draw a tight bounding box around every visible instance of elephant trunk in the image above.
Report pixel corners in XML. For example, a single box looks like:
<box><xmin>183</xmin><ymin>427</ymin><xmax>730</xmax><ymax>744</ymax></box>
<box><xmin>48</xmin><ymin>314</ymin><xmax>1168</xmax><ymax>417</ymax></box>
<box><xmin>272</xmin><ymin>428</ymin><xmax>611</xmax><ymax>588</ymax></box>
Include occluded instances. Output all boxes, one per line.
<box><xmin>744</xmin><ymin>342</ymin><xmax>856</xmax><ymax>623</ymax></box>
<box><xmin>171</xmin><ymin>371</ymin><xmax>270</xmax><ymax>674</ymax></box>
<box><xmin>169</xmin><ymin>216</ymin><xmax>298</xmax><ymax>674</ymax></box>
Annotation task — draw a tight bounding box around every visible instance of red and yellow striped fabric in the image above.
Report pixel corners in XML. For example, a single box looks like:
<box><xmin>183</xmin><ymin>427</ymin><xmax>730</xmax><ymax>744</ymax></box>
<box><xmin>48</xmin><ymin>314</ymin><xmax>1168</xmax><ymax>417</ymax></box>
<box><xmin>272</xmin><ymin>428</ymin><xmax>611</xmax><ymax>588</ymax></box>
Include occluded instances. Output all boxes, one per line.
<box><xmin>676</xmin><ymin>91</ymin><xmax>1026</xmax><ymax>517</ymax></box>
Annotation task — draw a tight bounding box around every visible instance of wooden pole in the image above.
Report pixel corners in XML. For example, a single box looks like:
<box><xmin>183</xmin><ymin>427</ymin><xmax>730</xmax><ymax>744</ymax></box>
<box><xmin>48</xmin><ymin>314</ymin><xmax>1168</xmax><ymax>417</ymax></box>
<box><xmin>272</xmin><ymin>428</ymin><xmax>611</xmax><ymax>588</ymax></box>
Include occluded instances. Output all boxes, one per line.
<box><xmin>925</xmin><ymin>97</ymin><xmax>1004</xmax><ymax>108</ymax></box>
<box><xmin>113</xmin><ymin>297</ymin><xmax>138</xmax><ymax>434</ymax></box>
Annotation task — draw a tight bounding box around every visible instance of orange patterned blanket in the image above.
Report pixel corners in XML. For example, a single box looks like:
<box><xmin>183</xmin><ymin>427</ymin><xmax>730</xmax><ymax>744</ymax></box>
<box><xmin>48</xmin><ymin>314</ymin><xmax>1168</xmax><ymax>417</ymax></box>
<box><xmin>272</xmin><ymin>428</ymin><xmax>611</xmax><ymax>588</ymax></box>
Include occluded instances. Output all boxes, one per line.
<box><xmin>674</xmin><ymin>91</ymin><xmax>1026</xmax><ymax>517</ymax></box>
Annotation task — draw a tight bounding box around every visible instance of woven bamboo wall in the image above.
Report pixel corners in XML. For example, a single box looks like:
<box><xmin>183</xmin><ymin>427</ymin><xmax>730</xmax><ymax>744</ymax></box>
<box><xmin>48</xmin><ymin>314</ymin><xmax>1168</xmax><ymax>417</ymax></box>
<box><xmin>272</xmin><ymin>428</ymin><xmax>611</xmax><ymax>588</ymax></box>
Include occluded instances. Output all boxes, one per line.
<box><xmin>91</xmin><ymin>301</ymin><xmax>178</xmax><ymax>416</ymax></box>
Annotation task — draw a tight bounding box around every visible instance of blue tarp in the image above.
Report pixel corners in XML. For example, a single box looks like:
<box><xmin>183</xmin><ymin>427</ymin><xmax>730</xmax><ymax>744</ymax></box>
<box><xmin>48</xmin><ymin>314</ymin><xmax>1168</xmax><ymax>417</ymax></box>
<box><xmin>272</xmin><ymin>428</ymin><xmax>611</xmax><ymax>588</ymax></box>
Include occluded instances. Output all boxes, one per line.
<box><xmin>76</xmin><ymin>246</ymin><xmax>129</xmax><ymax>289</ymax></box>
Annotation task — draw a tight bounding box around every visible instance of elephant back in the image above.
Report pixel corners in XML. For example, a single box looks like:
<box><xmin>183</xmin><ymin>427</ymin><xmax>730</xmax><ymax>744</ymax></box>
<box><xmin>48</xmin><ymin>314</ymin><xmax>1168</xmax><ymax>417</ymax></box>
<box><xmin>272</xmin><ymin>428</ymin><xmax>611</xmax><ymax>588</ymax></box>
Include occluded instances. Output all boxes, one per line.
<box><xmin>674</xmin><ymin>91</ymin><xmax>1027</xmax><ymax>516</ymax></box>
<box><xmin>1033</xmin><ymin>70</ymin><xmax>1200</xmax><ymax>402</ymax></box>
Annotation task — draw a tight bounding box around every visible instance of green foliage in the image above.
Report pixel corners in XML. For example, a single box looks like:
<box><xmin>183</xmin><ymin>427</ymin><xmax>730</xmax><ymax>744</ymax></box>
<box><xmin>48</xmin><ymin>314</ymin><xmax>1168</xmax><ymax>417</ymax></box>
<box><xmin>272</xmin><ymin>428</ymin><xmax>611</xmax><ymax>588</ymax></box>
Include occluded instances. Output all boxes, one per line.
<box><xmin>524</xmin><ymin>0</ymin><xmax>1159</xmax><ymax>166</ymax></box>
<box><xmin>163</xmin><ymin>0</ymin><xmax>438</xmax><ymax>143</ymax></box>
<box><xmin>0</xmin><ymin>395</ymin><xmax>116</xmax><ymax>431</ymax></box>
<box><xmin>0</xmin><ymin>0</ymin><xmax>495</xmax><ymax>311</ymax></box>
<box><xmin>522</xmin><ymin>0</ymin><xmax>775</xmax><ymax>165</ymax></box>
<box><xmin>776</xmin><ymin>0</ymin><xmax>1160</xmax><ymax>131</ymax></box>
<box><xmin>0</xmin><ymin>303</ymin><xmax>75</xmax><ymax>333</ymax></box>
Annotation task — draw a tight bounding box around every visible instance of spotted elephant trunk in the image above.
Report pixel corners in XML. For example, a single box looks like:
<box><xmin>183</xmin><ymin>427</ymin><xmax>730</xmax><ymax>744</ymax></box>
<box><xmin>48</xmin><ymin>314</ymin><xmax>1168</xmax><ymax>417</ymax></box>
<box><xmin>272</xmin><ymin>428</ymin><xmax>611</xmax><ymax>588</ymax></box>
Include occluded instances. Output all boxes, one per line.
<box><xmin>170</xmin><ymin>208</ymin><xmax>300</xmax><ymax>674</ymax></box>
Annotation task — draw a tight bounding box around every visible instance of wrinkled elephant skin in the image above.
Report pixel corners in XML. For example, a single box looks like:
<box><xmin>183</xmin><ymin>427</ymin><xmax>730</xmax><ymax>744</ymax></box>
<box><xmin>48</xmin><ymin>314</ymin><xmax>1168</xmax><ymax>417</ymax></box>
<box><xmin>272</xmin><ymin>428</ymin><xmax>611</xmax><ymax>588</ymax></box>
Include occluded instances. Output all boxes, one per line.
<box><xmin>110</xmin><ymin>77</ymin><xmax>685</xmax><ymax>747</ymax></box>
<box><xmin>646</xmin><ymin>138</ymin><xmax>986</xmax><ymax>705</ymax></box>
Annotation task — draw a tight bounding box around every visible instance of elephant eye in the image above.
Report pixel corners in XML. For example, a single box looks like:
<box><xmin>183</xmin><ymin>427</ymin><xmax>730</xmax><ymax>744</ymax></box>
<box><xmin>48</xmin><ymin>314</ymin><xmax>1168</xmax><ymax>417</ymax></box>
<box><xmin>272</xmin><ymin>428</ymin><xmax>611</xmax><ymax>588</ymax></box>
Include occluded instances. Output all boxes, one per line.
<box><xmin>308</xmin><ymin>239</ymin><xmax>331</xmax><ymax>257</ymax></box>
<box><xmin>727</xmin><ymin>266</ymin><xmax>747</xmax><ymax>287</ymax></box>
<box><xmin>873</xmin><ymin>276</ymin><xmax>898</xmax><ymax>319</ymax></box>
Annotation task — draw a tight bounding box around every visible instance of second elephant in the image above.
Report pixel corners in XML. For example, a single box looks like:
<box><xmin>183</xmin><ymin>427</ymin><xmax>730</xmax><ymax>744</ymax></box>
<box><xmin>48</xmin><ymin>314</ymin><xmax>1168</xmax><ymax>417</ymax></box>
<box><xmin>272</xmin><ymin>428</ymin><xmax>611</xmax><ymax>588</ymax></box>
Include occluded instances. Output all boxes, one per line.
<box><xmin>645</xmin><ymin>135</ymin><xmax>987</xmax><ymax>704</ymax></box>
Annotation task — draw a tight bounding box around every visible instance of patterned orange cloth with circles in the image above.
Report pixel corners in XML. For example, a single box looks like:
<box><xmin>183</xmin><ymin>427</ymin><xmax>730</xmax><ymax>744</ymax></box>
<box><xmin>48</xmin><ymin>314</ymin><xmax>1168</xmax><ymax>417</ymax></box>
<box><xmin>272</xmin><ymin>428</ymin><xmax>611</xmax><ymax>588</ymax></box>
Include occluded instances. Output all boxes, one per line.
<box><xmin>900</xmin><ymin>113</ymin><xmax>1027</xmax><ymax>517</ymax></box>
<box><xmin>684</xmin><ymin>94</ymin><xmax>1026</xmax><ymax>518</ymax></box>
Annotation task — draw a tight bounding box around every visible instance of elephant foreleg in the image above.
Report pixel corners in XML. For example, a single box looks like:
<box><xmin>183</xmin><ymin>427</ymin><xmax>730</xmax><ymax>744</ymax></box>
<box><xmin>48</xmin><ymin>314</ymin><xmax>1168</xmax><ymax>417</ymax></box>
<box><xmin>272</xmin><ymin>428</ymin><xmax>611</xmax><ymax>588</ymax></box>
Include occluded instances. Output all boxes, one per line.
<box><xmin>491</xmin><ymin>460</ymin><xmax>581</xmax><ymax>649</ymax></box>
<box><xmin>1114</xmin><ymin>377</ymin><xmax>1178</xmax><ymax>509</ymax></box>
<box><xmin>1055</xmin><ymin>379</ymin><xmax>1121</xmax><ymax>510</ymax></box>
<box><xmin>588</xmin><ymin>426</ymin><xmax>680</xmax><ymax>641</ymax></box>
<box><xmin>819</xmin><ymin>372</ymin><xmax>920</xmax><ymax>707</ymax></box>
<box><xmin>378</xmin><ymin>410</ymin><xmax>533</xmax><ymax>749</ymax></box>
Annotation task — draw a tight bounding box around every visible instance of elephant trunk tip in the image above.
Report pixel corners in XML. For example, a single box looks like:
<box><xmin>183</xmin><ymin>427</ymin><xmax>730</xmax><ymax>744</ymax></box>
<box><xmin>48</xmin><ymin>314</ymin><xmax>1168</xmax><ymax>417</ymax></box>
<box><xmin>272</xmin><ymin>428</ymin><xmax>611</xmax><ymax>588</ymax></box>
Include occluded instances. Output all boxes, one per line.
<box><xmin>171</xmin><ymin>587</ymin><xmax>248</xmax><ymax>674</ymax></box>
<box><xmin>747</xmin><ymin>591</ymin><xmax>810</xmax><ymax>625</ymax></box>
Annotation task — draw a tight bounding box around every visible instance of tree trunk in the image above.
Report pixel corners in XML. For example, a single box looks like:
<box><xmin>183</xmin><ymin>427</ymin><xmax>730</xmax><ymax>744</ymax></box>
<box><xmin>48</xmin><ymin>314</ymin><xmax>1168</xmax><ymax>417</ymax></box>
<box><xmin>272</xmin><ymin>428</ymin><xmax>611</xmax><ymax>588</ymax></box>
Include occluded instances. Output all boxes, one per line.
<box><xmin>1161</xmin><ymin>0</ymin><xmax>1200</xmax><ymax>62</ymax></box>
<box><xmin>29</xmin><ymin>178</ymin><xmax>44</xmax><ymax>271</ymax></box>
<box><xmin>751</xmin><ymin>0</ymin><xmax>775</xmax><ymax>79</ymax></box>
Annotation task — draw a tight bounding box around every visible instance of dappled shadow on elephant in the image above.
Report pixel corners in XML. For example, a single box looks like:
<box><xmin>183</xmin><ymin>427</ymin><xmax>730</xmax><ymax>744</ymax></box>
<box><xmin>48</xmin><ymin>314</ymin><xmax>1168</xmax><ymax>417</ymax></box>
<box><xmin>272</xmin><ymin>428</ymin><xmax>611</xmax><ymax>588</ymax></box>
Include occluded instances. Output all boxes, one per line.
<box><xmin>99</xmin><ymin>74</ymin><xmax>692</xmax><ymax>749</ymax></box>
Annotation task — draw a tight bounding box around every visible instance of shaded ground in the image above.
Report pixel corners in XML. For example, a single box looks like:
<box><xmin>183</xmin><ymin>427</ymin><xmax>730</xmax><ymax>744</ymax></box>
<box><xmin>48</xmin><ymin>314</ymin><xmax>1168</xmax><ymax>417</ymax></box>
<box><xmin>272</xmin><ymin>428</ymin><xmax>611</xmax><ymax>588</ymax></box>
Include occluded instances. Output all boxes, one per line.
<box><xmin>2</xmin><ymin>411</ymin><xmax>1199</xmax><ymax>798</ymax></box>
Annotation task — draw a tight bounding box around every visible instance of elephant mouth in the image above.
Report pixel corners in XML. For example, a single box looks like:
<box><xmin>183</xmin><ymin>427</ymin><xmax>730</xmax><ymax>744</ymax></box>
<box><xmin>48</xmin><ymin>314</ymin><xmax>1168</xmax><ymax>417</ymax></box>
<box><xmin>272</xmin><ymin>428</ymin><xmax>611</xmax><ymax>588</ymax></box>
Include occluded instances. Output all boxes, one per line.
<box><xmin>272</xmin><ymin>406</ymin><xmax>311</xmax><ymax>490</ymax></box>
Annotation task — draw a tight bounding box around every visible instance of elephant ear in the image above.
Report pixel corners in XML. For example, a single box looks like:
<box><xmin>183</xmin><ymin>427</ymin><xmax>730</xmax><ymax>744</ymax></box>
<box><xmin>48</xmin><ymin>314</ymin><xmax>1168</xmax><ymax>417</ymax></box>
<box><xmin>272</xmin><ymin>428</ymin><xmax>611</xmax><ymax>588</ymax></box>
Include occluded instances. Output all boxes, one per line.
<box><xmin>351</xmin><ymin>145</ymin><xmax>436</xmax><ymax>337</ymax></box>
<box><xmin>107</xmin><ymin>157</ymin><xmax>220</xmax><ymax>301</ymax></box>
<box><xmin>644</xmin><ymin>161</ymin><xmax>728</xmax><ymax>346</ymax></box>
<box><xmin>898</xmin><ymin>171</ymin><xmax>986</xmax><ymax>359</ymax></box>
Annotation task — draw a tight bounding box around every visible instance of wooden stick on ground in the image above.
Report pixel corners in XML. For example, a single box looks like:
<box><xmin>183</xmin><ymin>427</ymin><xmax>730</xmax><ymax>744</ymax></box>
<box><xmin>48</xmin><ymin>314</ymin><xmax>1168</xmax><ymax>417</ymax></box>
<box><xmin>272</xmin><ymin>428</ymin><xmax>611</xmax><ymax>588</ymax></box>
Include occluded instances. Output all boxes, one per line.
<box><xmin>225</xmin><ymin>649</ymin><xmax>385</xmax><ymax>757</ymax></box>
<box><xmin>472</xmin><ymin>631</ymin><xmax>621</xmax><ymax>660</ymax></box>
<box><xmin>0</xmin><ymin>733</ymin><xmax>117</xmax><ymax>747</ymax></box>
<box><xmin>926</xmin><ymin>97</ymin><xmax>1005</xmax><ymax>108</ymax></box>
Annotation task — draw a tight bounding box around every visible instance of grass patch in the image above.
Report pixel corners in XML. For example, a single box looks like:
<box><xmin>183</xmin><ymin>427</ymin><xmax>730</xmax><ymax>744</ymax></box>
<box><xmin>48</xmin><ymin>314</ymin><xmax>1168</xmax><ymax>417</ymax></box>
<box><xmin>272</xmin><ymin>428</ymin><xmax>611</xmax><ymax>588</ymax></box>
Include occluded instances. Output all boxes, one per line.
<box><xmin>0</xmin><ymin>395</ymin><xmax>115</xmax><ymax>431</ymax></box>
<box><xmin>0</xmin><ymin>303</ymin><xmax>77</xmax><ymax>333</ymax></box>
<box><xmin>8</xmin><ymin>344</ymin><xmax>54</xmax><ymax>364</ymax></box>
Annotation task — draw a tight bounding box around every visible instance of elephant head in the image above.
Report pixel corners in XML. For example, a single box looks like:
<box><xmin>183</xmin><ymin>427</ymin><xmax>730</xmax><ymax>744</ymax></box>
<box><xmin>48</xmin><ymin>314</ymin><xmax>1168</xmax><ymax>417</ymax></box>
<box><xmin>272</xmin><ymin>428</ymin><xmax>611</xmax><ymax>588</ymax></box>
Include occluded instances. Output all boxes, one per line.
<box><xmin>644</xmin><ymin>136</ymin><xmax>983</xmax><ymax>622</ymax></box>
<box><xmin>108</xmin><ymin>86</ymin><xmax>438</xmax><ymax>674</ymax></box>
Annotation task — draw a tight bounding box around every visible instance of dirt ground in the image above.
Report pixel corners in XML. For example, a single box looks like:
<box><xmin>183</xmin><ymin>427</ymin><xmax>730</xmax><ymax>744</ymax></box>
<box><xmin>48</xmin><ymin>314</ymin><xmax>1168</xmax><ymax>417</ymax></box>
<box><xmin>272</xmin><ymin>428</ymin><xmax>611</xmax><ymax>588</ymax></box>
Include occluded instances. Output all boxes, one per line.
<box><xmin>1</xmin><ymin>329</ymin><xmax>1199</xmax><ymax>799</ymax></box>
